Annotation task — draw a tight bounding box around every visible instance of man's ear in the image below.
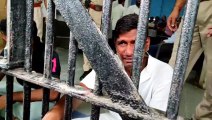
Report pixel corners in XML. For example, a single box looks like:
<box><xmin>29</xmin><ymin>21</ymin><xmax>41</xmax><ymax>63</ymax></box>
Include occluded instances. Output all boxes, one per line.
<box><xmin>145</xmin><ymin>37</ymin><xmax>150</xmax><ymax>52</ymax></box>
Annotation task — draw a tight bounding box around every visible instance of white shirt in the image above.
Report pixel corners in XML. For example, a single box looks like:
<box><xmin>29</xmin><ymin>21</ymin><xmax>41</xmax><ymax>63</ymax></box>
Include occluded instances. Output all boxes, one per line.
<box><xmin>111</xmin><ymin>4</ymin><xmax>125</xmax><ymax>30</ymax></box>
<box><xmin>112</xmin><ymin>0</ymin><xmax>118</xmax><ymax>8</ymax></box>
<box><xmin>80</xmin><ymin>55</ymin><xmax>173</xmax><ymax>118</ymax></box>
<box><xmin>124</xmin><ymin>5</ymin><xmax>139</xmax><ymax>16</ymax></box>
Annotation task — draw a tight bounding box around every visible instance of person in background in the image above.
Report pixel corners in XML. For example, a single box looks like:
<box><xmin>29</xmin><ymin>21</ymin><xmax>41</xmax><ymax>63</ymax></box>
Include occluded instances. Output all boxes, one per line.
<box><xmin>0</xmin><ymin>20</ymin><xmax>61</xmax><ymax>120</ymax></box>
<box><xmin>167</xmin><ymin>0</ymin><xmax>212</xmax><ymax>119</ymax></box>
<box><xmin>124</xmin><ymin>0</ymin><xmax>140</xmax><ymax>15</ymax></box>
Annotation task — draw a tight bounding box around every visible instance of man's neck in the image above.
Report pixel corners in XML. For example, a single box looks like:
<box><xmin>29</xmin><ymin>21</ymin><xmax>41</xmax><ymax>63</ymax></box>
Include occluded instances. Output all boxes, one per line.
<box><xmin>125</xmin><ymin>56</ymin><xmax>148</xmax><ymax>77</ymax></box>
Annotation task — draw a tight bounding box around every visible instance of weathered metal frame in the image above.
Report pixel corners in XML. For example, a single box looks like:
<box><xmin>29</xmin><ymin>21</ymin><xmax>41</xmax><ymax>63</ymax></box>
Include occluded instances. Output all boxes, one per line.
<box><xmin>0</xmin><ymin>0</ymin><xmax>200</xmax><ymax>119</ymax></box>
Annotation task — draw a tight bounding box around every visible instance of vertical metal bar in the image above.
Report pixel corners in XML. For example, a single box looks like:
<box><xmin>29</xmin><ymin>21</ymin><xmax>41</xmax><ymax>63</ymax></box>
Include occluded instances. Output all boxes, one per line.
<box><xmin>42</xmin><ymin>0</ymin><xmax>55</xmax><ymax>117</ymax></box>
<box><xmin>90</xmin><ymin>77</ymin><xmax>103</xmax><ymax>120</ymax></box>
<box><xmin>23</xmin><ymin>82</ymin><xmax>31</xmax><ymax>120</ymax></box>
<box><xmin>64</xmin><ymin>32</ymin><xmax>77</xmax><ymax>120</ymax></box>
<box><xmin>132</xmin><ymin>0</ymin><xmax>150</xmax><ymax>88</ymax></box>
<box><xmin>23</xmin><ymin>0</ymin><xmax>33</xmax><ymax>119</ymax></box>
<box><xmin>166</xmin><ymin>0</ymin><xmax>200</xmax><ymax>119</ymax></box>
<box><xmin>24</xmin><ymin>0</ymin><xmax>33</xmax><ymax>72</ymax></box>
<box><xmin>91</xmin><ymin>1</ymin><xmax>112</xmax><ymax>119</ymax></box>
<box><xmin>6</xmin><ymin>75</ymin><xmax>14</xmax><ymax>120</ymax></box>
<box><xmin>100</xmin><ymin>0</ymin><xmax>112</xmax><ymax>40</ymax></box>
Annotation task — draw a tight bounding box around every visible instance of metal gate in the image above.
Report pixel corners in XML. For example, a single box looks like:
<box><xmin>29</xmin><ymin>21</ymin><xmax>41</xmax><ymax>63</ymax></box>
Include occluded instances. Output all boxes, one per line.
<box><xmin>0</xmin><ymin>0</ymin><xmax>200</xmax><ymax>119</ymax></box>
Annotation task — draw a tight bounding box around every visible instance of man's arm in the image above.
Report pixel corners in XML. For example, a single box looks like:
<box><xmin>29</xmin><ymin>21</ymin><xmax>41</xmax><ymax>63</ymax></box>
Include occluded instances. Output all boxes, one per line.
<box><xmin>42</xmin><ymin>95</ymin><xmax>83</xmax><ymax>120</ymax></box>
<box><xmin>0</xmin><ymin>88</ymin><xmax>59</xmax><ymax>109</ymax></box>
<box><xmin>167</xmin><ymin>0</ymin><xmax>186</xmax><ymax>31</ymax></box>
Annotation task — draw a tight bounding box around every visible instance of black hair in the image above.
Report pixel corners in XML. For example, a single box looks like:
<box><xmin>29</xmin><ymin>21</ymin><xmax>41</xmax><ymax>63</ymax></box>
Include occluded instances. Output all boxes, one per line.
<box><xmin>118</xmin><ymin>0</ymin><xmax>125</xmax><ymax>4</ymax></box>
<box><xmin>0</xmin><ymin>19</ymin><xmax>6</xmax><ymax>35</ymax></box>
<box><xmin>114</xmin><ymin>14</ymin><xmax>138</xmax><ymax>41</ymax></box>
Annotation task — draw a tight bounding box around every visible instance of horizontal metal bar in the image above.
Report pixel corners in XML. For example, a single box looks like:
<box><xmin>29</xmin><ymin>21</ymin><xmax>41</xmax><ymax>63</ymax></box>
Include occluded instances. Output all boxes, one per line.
<box><xmin>2</xmin><ymin>68</ymin><xmax>166</xmax><ymax>120</ymax></box>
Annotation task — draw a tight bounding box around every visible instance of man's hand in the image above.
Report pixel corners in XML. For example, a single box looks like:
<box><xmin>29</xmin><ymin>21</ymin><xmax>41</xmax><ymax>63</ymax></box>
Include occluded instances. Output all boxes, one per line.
<box><xmin>0</xmin><ymin>95</ymin><xmax>6</xmax><ymax>109</ymax></box>
<box><xmin>42</xmin><ymin>108</ymin><xmax>63</xmax><ymax>120</ymax></box>
<box><xmin>167</xmin><ymin>7</ymin><xmax>181</xmax><ymax>32</ymax></box>
<box><xmin>207</xmin><ymin>26</ymin><xmax>212</xmax><ymax>37</ymax></box>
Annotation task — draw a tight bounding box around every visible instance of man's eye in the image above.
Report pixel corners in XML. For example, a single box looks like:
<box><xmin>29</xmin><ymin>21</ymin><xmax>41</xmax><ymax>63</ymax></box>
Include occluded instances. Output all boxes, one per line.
<box><xmin>118</xmin><ymin>41</ymin><xmax>126</xmax><ymax>45</ymax></box>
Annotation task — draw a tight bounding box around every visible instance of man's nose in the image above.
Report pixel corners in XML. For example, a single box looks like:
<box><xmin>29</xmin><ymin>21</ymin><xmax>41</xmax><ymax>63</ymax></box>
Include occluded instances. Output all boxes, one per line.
<box><xmin>125</xmin><ymin>45</ymin><xmax>134</xmax><ymax>56</ymax></box>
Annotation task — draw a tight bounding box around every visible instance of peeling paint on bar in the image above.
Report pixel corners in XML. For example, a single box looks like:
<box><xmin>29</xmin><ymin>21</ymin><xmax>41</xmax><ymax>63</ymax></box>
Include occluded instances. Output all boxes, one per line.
<box><xmin>132</xmin><ymin>0</ymin><xmax>150</xmax><ymax>89</ymax></box>
<box><xmin>91</xmin><ymin>1</ymin><xmax>112</xmax><ymax>119</ymax></box>
<box><xmin>53</xmin><ymin>0</ymin><xmax>149</xmax><ymax>113</ymax></box>
<box><xmin>42</xmin><ymin>0</ymin><xmax>55</xmax><ymax>116</ymax></box>
<box><xmin>2</xmin><ymin>68</ymin><xmax>166</xmax><ymax>119</ymax></box>
<box><xmin>166</xmin><ymin>0</ymin><xmax>200</xmax><ymax>119</ymax></box>
<box><xmin>100</xmin><ymin>0</ymin><xmax>112</xmax><ymax>40</ymax></box>
<box><xmin>24</xmin><ymin>0</ymin><xmax>33</xmax><ymax>72</ymax></box>
<box><xmin>64</xmin><ymin>32</ymin><xmax>77</xmax><ymax>120</ymax></box>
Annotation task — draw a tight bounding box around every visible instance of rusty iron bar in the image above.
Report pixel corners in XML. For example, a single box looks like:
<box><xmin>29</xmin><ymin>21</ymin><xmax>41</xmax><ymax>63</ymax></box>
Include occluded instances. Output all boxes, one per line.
<box><xmin>2</xmin><ymin>68</ymin><xmax>166</xmax><ymax>119</ymax></box>
<box><xmin>132</xmin><ymin>0</ymin><xmax>150</xmax><ymax>89</ymax></box>
<box><xmin>90</xmin><ymin>0</ymin><xmax>112</xmax><ymax>119</ymax></box>
<box><xmin>23</xmin><ymin>0</ymin><xmax>33</xmax><ymax>119</ymax></box>
<box><xmin>52</xmin><ymin>0</ymin><xmax>149</xmax><ymax>113</ymax></box>
<box><xmin>42</xmin><ymin>0</ymin><xmax>55</xmax><ymax>117</ymax></box>
<box><xmin>166</xmin><ymin>0</ymin><xmax>200</xmax><ymax>119</ymax></box>
<box><xmin>7</xmin><ymin>0</ymin><xmax>26</xmax><ymax>66</ymax></box>
<box><xmin>24</xmin><ymin>0</ymin><xmax>33</xmax><ymax>72</ymax></box>
<box><xmin>6</xmin><ymin>75</ymin><xmax>14</xmax><ymax>120</ymax></box>
<box><xmin>64</xmin><ymin>32</ymin><xmax>77</xmax><ymax>120</ymax></box>
<box><xmin>100</xmin><ymin>0</ymin><xmax>112</xmax><ymax>40</ymax></box>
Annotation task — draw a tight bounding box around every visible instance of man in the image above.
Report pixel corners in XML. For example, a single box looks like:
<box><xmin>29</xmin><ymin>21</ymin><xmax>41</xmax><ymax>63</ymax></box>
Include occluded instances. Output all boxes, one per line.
<box><xmin>124</xmin><ymin>0</ymin><xmax>140</xmax><ymax>15</ymax></box>
<box><xmin>43</xmin><ymin>14</ymin><xmax>173</xmax><ymax>120</ymax></box>
<box><xmin>167</xmin><ymin>0</ymin><xmax>212</xmax><ymax>119</ymax></box>
<box><xmin>0</xmin><ymin>20</ymin><xmax>61</xmax><ymax>120</ymax></box>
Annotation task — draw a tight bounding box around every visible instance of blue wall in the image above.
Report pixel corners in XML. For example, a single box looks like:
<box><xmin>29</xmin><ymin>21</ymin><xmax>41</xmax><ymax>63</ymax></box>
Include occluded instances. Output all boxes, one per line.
<box><xmin>131</xmin><ymin>0</ymin><xmax>176</xmax><ymax>17</ymax></box>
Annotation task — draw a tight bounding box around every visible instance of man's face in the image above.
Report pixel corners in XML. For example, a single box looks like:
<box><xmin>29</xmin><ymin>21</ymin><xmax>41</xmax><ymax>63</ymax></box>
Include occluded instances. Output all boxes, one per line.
<box><xmin>115</xmin><ymin>29</ymin><xmax>150</xmax><ymax>70</ymax></box>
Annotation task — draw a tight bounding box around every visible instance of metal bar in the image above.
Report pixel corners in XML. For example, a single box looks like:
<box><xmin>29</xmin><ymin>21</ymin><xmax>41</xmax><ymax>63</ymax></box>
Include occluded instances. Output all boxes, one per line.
<box><xmin>166</xmin><ymin>0</ymin><xmax>200</xmax><ymax>119</ymax></box>
<box><xmin>42</xmin><ymin>0</ymin><xmax>55</xmax><ymax>117</ymax></box>
<box><xmin>7</xmin><ymin>0</ymin><xmax>26</xmax><ymax>65</ymax></box>
<box><xmin>24</xmin><ymin>0</ymin><xmax>33</xmax><ymax>72</ymax></box>
<box><xmin>100</xmin><ymin>0</ymin><xmax>112</xmax><ymax>40</ymax></box>
<box><xmin>90</xmin><ymin>1</ymin><xmax>112</xmax><ymax>119</ymax></box>
<box><xmin>53</xmin><ymin>0</ymin><xmax>149</xmax><ymax>113</ymax></box>
<box><xmin>23</xmin><ymin>82</ymin><xmax>31</xmax><ymax>120</ymax></box>
<box><xmin>64</xmin><ymin>32</ymin><xmax>77</xmax><ymax>120</ymax></box>
<box><xmin>6</xmin><ymin>75</ymin><xmax>14</xmax><ymax>120</ymax></box>
<box><xmin>2</xmin><ymin>68</ymin><xmax>166</xmax><ymax>120</ymax></box>
<box><xmin>90</xmin><ymin>77</ymin><xmax>103</xmax><ymax>120</ymax></box>
<box><xmin>23</xmin><ymin>0</ymin><xmax>33</xmax><ymax>118</ymax></box>
<box><xmin>132</xmin><ymin>0</ymin><xmax>150</xmax><ymax>89</ymax></box>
